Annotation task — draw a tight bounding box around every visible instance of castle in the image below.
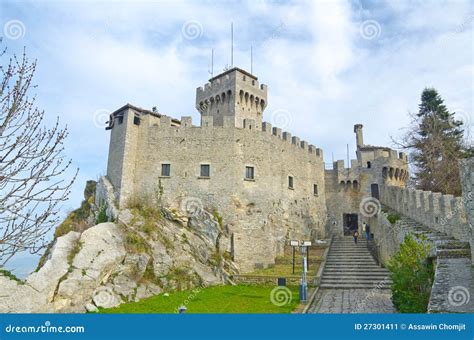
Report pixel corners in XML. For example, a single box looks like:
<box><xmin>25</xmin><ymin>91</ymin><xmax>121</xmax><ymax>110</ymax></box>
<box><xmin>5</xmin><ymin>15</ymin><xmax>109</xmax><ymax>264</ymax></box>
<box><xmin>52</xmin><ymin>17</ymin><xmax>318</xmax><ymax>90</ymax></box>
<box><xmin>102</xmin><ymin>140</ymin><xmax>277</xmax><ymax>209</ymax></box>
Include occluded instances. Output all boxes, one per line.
<box><xmin>104</xmin><ymin>67</ymin><xmax>409</xmax><ymax>272</ymax></box>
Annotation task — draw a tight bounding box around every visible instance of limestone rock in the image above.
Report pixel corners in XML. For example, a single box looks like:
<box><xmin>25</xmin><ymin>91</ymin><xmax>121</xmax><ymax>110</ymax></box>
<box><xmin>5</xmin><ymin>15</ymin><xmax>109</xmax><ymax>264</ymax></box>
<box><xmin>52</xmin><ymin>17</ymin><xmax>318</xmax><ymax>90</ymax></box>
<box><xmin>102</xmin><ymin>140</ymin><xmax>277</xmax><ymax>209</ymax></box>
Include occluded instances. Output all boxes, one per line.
<box><xmin>27</xmin><ymin>231</ymin><xmax>81</xmax><ymax>298</ymax></box>
<box><xmin>188</xmin><ymin>210</ymin><xmax>220</xmax><ymax>246</ymax></box>
<box><xmin>1</xmin><ymin>204</ymin><xmax>231</xmax><ymax>313</ymax></box>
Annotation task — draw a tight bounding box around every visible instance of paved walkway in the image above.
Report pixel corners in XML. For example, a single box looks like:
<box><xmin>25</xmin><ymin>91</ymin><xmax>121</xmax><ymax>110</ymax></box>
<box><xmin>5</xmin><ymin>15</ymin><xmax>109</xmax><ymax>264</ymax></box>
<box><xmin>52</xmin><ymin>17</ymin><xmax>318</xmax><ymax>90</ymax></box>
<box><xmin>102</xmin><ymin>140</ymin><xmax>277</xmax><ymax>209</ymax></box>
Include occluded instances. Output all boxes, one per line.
<box><xmin>307</xmin><ymin>288</ymin><xmax>396</xmax><ymax>313</ymax></box>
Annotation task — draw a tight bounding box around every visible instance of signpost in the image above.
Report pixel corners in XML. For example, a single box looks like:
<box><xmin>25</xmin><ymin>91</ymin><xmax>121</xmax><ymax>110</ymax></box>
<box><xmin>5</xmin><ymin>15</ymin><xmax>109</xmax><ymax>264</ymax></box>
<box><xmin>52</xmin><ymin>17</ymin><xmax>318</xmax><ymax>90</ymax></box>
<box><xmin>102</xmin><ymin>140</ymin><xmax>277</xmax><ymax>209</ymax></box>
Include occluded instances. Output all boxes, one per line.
<box><xmin>290</xmin><ymin>240</ymin><xmax>299</xmax><ymax>274</ymax></box>
<box><xmin>299</xmin><ymin>241</ymin><xmax>312</xmax><ymax>303</ymax></box>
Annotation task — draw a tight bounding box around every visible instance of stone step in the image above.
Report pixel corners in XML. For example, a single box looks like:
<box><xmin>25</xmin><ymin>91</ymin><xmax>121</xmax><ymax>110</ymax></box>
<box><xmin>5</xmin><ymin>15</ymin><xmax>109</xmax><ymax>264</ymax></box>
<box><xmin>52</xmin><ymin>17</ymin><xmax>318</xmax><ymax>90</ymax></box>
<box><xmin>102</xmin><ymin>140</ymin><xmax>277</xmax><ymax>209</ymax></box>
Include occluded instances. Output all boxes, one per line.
<box><xmin>321</xmin><ymin>280</ymin><xmax>392</xmax><ymax>285</ymax></box>
<box><xmin>320</xmin><ymin>283</ymin><xmax>392</xmax><ymax>289</ymax></box>
<box><xmin>321</xmin><ymin>279</ymin><xmax>393</xmax><ymax>285</ymax></box>
<box><xmin>323</xmin><ymin>269</ymin><xmax>390</xmax><ymax>273</ymax></box>
<box><xmin>324</xmin><ymin>267</ymin><xmax>387</xmax><ymax>270</ymax></box>
<box><xmin>323</xmin><ymin>270</ymin><xmax>390</xmax><ymax>275</ymax></box>
<box><xmin>327</xmin><ymin>256</ymin><xmax>372</xmax><ymax>258</ymax></box>
<box><xmin>324</xmin><ymin>270</ymin><xmax>386</xmax><ymax>274</ymax></box>
<box><xmin>330</xmin><ymin>247</ymin><xmax>370</xmax><ymax>250</ymax></box>
<box><xmin>325</xmin><ymin>261</ymin><xmax>378</xmax><ymax>264</ymax></box>
<box><xmin>325</xmin><ymin>263</ymin><xmax>382</xmax><ymax>266</ymax></box>
<box><xmin>329</xmin><ymin>250</ymin><xmax>371</xmax><ymax>252</ymax></box>
<box><xmin>327</xmin><ymin>255</ymin><xmax>374</xmax><ymax>259</ymax></box>
<box><xmin>322</xmin><ymin>276</ymin><xmax>391</xmax><ymax>281</ymax></box>
<box><xmin>320</xmin><ymin>284</ymin><xmax>391</xmax><ymax>289</ymax></box>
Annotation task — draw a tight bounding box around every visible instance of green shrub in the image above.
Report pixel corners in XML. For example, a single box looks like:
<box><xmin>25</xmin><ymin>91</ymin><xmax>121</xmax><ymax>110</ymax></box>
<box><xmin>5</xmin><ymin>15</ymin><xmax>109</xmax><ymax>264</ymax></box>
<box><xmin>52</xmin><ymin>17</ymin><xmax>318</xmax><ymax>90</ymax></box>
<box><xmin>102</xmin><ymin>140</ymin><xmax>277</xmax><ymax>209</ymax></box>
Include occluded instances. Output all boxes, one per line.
<box><xmin>387</xmin><ymin>234</ymin><xmax>434</xmax><ymax>313</ymax></box>
<box><xmin>213</xmin><ymin>209</ymin><xmax>223</xmax><ymax>229</ymax></box>
<box><xmin>67</xmin><ymin>241</ymin><xmax>83</xmax><ymax>265</ymax></box>
<box><xmin>387</xmin><ymin>213</ymin><xmax>401</xmax><ymax>224</ymax></box>
<box><xmin>0</xmin><ymin>269</ymin><xmax>24</xmax><ymax>284</ymax></box>
<box><xmin>124</xmin><ymin>231</ymin><xmax>149</xmax><ymax>254</ymax></box>
<box><xmin>96</xmin><ymin>204</ymin><xmax>109</xmax><ymax>224</ymax></box>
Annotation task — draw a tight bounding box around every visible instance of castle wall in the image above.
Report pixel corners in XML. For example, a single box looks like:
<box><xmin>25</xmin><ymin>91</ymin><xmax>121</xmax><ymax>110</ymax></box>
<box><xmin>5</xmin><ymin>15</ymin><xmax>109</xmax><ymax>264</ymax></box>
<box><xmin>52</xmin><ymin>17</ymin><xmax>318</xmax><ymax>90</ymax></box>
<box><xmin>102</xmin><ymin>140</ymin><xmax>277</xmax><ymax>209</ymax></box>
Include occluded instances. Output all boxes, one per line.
<box><xmin>113</xmin><ymin>111</ymin><xmax>326</xmax><ymax>272</ymax></box>
<box><xmin>460</xmin><ymin>158</ymin><xmax>474</xmax><ymax>259</ymax></box>
<box><xmin>324</xmin><ymin>150</ymin><xmax>408</xmax><ymax>236</ymax></box>
<box><xmin>380</xmin><ymin>184</ymin><xmax>471</xmax><ymax>247</ymax></box>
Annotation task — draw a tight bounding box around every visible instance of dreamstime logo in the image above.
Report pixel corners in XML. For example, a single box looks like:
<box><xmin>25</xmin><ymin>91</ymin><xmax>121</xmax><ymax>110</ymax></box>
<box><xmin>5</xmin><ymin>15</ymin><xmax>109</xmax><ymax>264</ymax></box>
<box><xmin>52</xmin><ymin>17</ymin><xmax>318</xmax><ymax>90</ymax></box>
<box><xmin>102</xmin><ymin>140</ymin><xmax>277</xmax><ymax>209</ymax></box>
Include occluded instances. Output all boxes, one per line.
<box><xmin>181</xmin><ymin>20</ymin><xmax>203</xmax><ymax>40</ymax></box>
<box><xmin>360</xmin><ymin>197</ymin><xmax>381</xmax><ymax>217</ymax></box>
<box><xmin>359</xmin><ymin>20</ymin><xmax>381</xmax><ymax>40</ymax></box>
<box><xmin>196</xmin><ymin>243</ymin><xmax>209</xmax><ymax>263</ymax></box>
<box><xmin>270</xmin><ymin>286</ymin><xmax>292</xmax><ymax>306</ymax></box>
<box><xmin>448</xmin><ymin>109</ymin><xmax>471</xmax><ymax>130</ymax></box>
<box><xmin>271</xmin><ymin>109</ymin><xmax>292</xmax><ymax>130</ymax></box>
<box><xmin>448</xmin><ymin>286</ymin><xmax>470</xmax><ymax>307</ymax></box>
<box><xmin>93</xmin><ymin>109</ymin><xmax>111</xmax><ymax>128</ymax></box>
<box><xmin>180</xmin><ymin>197</ymin><xmax>203</xmax><ymax>217</ymax></box>
<box><xmin>92</xmin><ymin>286</ymin><xmax>117</xmax><ymax>307</ymax></box>
<box><xmin>4</xmin><ymin>19</ymin><xmax>26</xmax><ymax>40</ymax></box>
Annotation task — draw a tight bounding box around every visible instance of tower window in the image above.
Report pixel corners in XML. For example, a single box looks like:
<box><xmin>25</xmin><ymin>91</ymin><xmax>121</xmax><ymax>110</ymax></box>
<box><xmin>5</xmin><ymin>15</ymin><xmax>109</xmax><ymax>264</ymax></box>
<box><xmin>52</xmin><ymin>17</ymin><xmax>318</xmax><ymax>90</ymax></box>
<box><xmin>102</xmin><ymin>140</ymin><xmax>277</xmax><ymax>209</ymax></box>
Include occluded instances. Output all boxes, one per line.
<box><xmin>245</xmin><ymin>166</ymin><xmax>255</xmax><ymax>180</ymax></box>
<box><xmin>288</xmin><ymin>176</ymin><xmax>294</xmax><ymax>189</ymax></box>
<box><xmin>313</xmin><ymin>184</ymin><xmax>318</xmax><ymax>196</ymax></box>
<box><xmin>200</xmin><ymin>164</ymin><xmax>210</xmax><ymax>178</ymax></box>
<box><xmin>161</xmin><ymin>164</ymin><xmax>171</xmax><ymax>177</ymax></box>
<box><xmin>367</xmin><ymin>161</ymin><xmax>371</xmax><ymax>168</ymax></box>
<box><xmin>118</xmin><ymin>116</ymin><xmax>124</xmax><ymax>124</ymax></box>
<box><xmin>133</xmin><ymin>115</ymin><xmax>140</xmax><ymax>126</ymax></box>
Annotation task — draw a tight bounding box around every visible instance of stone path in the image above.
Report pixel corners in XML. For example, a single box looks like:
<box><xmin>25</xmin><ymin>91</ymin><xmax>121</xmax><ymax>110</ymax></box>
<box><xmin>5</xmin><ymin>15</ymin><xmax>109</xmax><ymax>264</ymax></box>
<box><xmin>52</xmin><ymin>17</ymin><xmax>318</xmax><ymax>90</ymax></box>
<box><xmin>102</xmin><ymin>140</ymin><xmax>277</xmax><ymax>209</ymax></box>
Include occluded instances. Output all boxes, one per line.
<box><xmin>307</xmin><ymin>288</ymin><xmax>396</xmax><ymax>313</ymax></box>
<box><xmin>308</xmin><ymin>236</ymin><xmax>396</xmax><ymax>313</ymax></box>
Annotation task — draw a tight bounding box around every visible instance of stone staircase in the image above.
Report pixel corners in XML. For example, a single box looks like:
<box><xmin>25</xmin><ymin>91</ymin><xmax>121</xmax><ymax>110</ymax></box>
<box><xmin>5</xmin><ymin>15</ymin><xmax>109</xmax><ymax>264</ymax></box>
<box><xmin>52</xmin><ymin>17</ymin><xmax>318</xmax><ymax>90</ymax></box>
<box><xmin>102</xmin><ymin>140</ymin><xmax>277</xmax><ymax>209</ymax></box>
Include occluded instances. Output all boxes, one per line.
<box><xmin>320</xmin><ymin>236</ymin><xmax>392</xmax><ymax>289</ymax></box>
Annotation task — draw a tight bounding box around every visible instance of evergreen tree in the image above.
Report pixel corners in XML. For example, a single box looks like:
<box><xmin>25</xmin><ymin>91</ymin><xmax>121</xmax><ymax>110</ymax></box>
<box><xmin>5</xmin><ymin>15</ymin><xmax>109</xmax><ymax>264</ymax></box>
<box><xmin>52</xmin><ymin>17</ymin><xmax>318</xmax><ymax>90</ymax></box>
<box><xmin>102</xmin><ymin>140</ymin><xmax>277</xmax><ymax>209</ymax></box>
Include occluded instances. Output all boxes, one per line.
<box><xmin>403</xmin><ymin>88</ymin><xmax>472</xmax><ymax>195</ymax></box>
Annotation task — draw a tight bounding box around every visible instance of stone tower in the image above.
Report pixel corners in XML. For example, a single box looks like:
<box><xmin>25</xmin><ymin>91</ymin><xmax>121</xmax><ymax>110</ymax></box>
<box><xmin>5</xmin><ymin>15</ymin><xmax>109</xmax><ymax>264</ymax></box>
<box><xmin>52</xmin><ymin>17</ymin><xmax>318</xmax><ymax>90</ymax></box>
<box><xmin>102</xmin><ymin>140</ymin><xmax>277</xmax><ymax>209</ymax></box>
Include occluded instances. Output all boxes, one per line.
<box><xmin>196</xmin><ymin>67</ymin><xmax>268</xmax><ymax>129</ymax></box>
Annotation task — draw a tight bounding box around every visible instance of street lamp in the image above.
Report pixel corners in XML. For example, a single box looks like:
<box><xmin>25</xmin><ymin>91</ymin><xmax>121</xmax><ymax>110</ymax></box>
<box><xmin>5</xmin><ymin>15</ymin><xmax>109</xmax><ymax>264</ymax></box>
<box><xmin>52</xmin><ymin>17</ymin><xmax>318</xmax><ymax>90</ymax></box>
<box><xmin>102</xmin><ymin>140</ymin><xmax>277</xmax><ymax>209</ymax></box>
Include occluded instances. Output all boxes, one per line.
<box><xmin>299</xmin><ymin>240</ymin><xmax>312</xmax><ymax>303</ymax></box>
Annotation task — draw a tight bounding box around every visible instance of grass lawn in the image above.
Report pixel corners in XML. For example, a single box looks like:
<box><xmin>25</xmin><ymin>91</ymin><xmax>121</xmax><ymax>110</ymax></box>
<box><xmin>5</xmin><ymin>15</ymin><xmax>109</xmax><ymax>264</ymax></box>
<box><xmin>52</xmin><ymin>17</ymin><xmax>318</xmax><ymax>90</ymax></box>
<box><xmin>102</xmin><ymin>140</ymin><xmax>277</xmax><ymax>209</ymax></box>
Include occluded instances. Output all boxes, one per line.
<box><xmin>248</xmin><ymin>248</ymin><xmax>325</xmax><ymax>277</ymax></box>
<box><xmin>99</xmin><ymin>284</ymin><xmax>300</xmax><ymax>314</ymax></box>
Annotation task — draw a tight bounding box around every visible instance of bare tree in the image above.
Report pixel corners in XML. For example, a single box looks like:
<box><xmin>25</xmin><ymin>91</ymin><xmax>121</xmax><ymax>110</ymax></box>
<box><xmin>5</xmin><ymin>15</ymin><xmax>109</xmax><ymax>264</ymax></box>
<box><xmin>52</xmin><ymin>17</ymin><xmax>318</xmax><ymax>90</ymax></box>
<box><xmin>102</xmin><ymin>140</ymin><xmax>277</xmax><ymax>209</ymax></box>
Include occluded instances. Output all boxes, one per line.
<box><xmin>0</xmin><ymin>43</ymin><xmax>77</xmax><ymax>267</ymax></box>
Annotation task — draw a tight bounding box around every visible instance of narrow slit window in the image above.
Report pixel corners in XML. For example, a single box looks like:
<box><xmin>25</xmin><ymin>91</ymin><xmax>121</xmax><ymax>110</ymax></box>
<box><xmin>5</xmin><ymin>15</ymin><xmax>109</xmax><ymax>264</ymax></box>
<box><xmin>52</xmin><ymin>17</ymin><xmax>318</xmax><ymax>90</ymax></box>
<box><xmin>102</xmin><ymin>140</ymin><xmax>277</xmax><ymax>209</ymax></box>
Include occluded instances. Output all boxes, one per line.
<box><xmin>245</xmin><ymin>166</ymin><xmax>255</xmax><ymax>180</ymax></box>
<box><xmin>161</xmin><ymin>164</ymin><xmax>171</xmax><ymax>177</ymax></box>
<box><xmin>200</xmin><ymin>164</ymin><xmax>210</xmax><ymax>177</ymax></box>
<box><xmin>288</xmin><ymin>176</ymin><xmax>294</xmax><ymax>189</ymax></box>
<box><xmin>313</xmin><ymin>184</ymin><xmax>318</xmax><ymax>196</ymax></box>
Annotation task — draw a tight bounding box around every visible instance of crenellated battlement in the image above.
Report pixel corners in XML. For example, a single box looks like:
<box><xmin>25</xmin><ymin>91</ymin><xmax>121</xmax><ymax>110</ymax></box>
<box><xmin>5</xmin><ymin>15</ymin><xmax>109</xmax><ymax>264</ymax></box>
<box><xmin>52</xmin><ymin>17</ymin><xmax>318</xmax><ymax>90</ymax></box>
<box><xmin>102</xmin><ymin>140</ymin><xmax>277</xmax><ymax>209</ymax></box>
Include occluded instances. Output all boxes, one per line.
<box><xmin>196</xmin><ymin>67</ymin><xmax>268</xmax><ymax>129</ymax></box>
<box><xmin>380</xmin><ymin>185</ymin><xmax>470</xmax><ymax>242</ymax></box>
<box><xmin>131</xmin><ymin>110</ymin><xmax>324</xmax><ymax>160</ymax></box>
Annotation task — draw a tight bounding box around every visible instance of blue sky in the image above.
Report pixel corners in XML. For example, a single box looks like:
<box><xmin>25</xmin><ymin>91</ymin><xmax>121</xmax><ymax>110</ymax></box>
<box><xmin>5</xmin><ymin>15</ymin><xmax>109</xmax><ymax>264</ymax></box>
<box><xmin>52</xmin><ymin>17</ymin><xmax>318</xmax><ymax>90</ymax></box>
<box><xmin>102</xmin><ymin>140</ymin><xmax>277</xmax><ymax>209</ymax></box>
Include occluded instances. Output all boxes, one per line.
<box><xmin>1</xmin><ymin>0</ymin><xmax>472</xmax><ymax>276</ymax></box>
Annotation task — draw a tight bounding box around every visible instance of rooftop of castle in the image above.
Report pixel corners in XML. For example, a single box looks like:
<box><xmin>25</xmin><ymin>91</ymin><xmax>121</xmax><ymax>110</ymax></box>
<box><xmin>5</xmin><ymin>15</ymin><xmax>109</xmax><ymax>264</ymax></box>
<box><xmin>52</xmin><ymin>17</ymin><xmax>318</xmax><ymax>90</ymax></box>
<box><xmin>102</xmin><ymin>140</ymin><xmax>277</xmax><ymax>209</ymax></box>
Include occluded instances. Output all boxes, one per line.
<box><xmin>107</xmin><ymin>103</ymin><xmax>181</xmax><ymax>126</ymax></box>
<box><xmin>358</xmin><ymin>145</ymin><xmax>393</xmax><ymax>152</ymax></box>
<box><xmin>208</xmin><ymin>67</ymin><xmax>257</xmax><ymax>82</ymax></box>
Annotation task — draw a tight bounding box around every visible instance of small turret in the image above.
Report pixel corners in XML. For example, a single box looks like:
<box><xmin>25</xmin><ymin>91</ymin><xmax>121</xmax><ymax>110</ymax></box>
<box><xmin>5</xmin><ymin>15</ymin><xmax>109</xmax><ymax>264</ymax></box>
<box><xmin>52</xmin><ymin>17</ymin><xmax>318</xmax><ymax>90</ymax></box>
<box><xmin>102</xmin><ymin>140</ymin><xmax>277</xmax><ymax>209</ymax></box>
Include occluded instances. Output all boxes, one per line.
<box><xmin>354</xmin><ymin>124</ymin><xmax>364</xmax><ymax>147</ymax></box>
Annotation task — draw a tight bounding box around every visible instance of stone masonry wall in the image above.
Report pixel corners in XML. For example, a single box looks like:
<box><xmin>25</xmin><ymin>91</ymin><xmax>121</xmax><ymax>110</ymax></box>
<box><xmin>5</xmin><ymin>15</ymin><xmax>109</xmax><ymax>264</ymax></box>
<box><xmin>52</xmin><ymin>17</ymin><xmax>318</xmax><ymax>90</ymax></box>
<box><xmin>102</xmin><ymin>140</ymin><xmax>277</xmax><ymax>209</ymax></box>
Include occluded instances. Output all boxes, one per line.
<box><xmin>460</xmin><ymin>158</ymin><xmax>474</xmax><ymax>260</ymax></box>
<box><xmin>380</xmin><ymin>184</ymin><xmax>471</xmax><ymax>257</ymax></box>
<box><xmin>106</xmin><ymin>108</ymin><xmax>327</xmax><ymax>272</ymax></box>
<box><xmin>325</xmin><ymin>149</ymin><xmax>408</xmax><ymax>236</ymax></box>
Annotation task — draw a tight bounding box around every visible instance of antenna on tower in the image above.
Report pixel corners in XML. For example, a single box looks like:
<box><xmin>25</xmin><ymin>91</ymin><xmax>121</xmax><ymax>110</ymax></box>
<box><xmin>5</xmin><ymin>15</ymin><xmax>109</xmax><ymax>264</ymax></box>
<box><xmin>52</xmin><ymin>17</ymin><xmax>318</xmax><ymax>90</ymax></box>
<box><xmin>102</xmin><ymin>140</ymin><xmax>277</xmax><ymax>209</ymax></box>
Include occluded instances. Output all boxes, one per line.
<box><xmin>250</xmin><ymin>45</ymin><xmax>253</xmax><ymax>74</ymax></box>
<box><xmin>208</xmin><ymin>48</ymin><xmax>214</xmax><ymax>77</ymax></box>
<box><xmin>346</xmin><ymin>144</ymin><xmax>350</xmax><ymax>168</ymax></box>
<box><xmin>231</xmin><ymin>22</ymin><xmax>234</xmax><ymax>67</ymax></box>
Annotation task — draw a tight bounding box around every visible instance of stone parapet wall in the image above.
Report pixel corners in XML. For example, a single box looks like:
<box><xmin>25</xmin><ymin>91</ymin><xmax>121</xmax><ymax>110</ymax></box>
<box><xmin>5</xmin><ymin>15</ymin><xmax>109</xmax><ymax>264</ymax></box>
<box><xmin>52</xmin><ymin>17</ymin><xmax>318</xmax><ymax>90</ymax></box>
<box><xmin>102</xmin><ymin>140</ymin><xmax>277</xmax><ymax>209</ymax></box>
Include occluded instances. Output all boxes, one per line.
<box><xmin>380</xmin><ymin>184</ymin><xmax>471</xmax><ymax>248</ymax></box>
<box><xmin>371</xmin><ymin>210</ymin><xmax>473</xmax><ymax>313</ymax></box>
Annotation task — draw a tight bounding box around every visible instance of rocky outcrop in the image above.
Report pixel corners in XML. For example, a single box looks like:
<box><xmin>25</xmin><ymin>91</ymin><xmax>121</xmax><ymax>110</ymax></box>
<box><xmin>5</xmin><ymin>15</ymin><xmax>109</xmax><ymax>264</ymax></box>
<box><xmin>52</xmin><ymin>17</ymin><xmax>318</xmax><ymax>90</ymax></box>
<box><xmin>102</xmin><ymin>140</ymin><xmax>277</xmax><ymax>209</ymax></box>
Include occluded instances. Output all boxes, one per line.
<box><xmin>0</xmin><ymin>204</ymin><xmax>237</xmax><ymax>313</ymax></box>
